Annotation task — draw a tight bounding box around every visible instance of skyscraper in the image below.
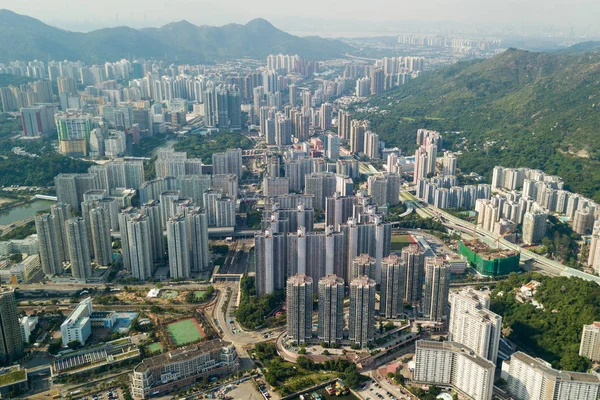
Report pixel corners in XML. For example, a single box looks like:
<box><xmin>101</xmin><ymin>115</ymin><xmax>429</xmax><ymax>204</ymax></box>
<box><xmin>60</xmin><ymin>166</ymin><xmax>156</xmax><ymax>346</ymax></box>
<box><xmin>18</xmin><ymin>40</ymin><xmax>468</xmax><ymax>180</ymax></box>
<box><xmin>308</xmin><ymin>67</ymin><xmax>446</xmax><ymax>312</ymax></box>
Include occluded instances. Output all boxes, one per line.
<box><xmin>89</xmin><ymin>208</ymin><xmax>112</xmax><ymax>267</ymax></box>
<box><xmin>167</xmin><ymin>215</ymin><xmax>191</xmax><ymax>279</ymax></box>
<box><xmin>66</xmin><ymin>217</ymin><xmax>92</xmax><ymax>280</ymax></box>
<box><xmin>304</xmin><ymin>172</ymin><xmax>337</xmax><ymax>211</ymax></box>
<box><xmin>352</xmin><ymin>254</ymin><xmax>377</xmax><ymax>281</ymax></box>
<box><xmin>522</xmin><ymin>209</ymin><xmax>548</xmax><ymax>245</ymax></box>
<box><xmin>141</xmin><ymin>200</ymin><xmax>164</xmax><ymax>263</ymax></box>
<box><xmin>349</xmin><ymin>275</ymin><xmax>376</xmax><ymax>348</ymax></box>
<box><xmin>580</xmin><ymin>322</ymin><xmax>600</xmax><ymax>362</ymax></box>
<box><xmin>212</xmin><ymin>148</ymin><xmax>242</xmax><ymax>177</ymax></box>
<box><xmin>318</xmin><ymin>274</ymin><xmax>344</xmax><ymax>346</ymax></box>
<box><xmin>422</xmin><ymin>258</ymin><xmax>450</xmax><ymax>321</ymax></box>
<box><xmin>50</xmin><ymin>202</ymin><xmax>71</xmax><ymax>262</ymax></box>
<box><xmin>286</xmin><ymin>274</ymin><xmax>313</xmax><ymax>344</ymax></box>
<box><xmin>338</xmin><ymin>110</ymin><xmax>352</xmax><ymax>141</ymax></box>
<box><xmin>0</xmin><ymin>289</ymin><xmax>25</xmax><ymax>365</ymax></box>
<box><xmin>187</xmin><ymin>208</ymin><xmax>210</xmax><ymax>272</ymax></box>
<box><xmin>380</xmin><ymin>254</ymin><xmax>406</xmax><ymax>318</ymax></box>
<box><xmin>320</xmin><ymin>103</ymin><xmax>333</xmax><ymax>131</ymax></box>
<box><xmin>449</xmin><ymin>289</ymin><xmax>502</xmax><ymax>362</ymax></box>
<box><xmin>255</xmin><ymin>230</ymin><xmax>287</xmax><ymax>296</ymax></box>
<box><xmin>402</xmin><ymin>245</ymin><xmax>425</xmax><ymax>304</ymax></box>
<box><xmin>119</xmin><ymin>211</ymin><xmax>153</xmax><ymax>281</ymax></box>
<box><xmin>35</xmin><ymin>214</ymin><xmax>63</xmax><ymax>276</ymax></box>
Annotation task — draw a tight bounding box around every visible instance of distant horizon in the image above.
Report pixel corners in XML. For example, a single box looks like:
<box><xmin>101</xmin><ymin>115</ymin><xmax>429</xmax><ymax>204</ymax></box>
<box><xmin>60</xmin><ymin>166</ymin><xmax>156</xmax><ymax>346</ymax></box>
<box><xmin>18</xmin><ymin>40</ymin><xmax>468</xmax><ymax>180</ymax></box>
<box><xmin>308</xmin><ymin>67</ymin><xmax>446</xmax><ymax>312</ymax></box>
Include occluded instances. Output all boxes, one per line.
<box><xmin>1</xmin><ymin>6</ymin><xmax>600</xmax><ymax>39</ymax></box>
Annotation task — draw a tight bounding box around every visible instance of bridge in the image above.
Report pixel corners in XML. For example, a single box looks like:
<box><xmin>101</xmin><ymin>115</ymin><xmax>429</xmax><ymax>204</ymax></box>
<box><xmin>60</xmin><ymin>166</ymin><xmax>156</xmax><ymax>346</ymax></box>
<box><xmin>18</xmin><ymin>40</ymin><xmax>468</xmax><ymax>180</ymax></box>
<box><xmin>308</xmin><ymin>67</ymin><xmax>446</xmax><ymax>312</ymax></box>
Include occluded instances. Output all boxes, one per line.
<box><xmin>34</xmin><ymin>195</ymin><xmax>57</xmax><ymax>201</ymax></box>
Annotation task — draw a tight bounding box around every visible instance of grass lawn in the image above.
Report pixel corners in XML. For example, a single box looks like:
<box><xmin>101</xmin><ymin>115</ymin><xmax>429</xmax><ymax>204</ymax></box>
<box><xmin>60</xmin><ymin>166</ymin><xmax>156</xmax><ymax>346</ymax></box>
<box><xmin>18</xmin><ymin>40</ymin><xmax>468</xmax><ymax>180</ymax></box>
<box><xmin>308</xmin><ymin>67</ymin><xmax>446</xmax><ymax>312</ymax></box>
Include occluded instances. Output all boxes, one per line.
<box><xmin>166</xmin><ymin>318</ymin><xmax>205</xmax><ymax>346</ymax></box>
<box><xmin>194</xmin><ymin>290</ymin><xmax>207</xmax><ymax>300</ymax></box>
<box><xmin>147</xmin><ymin>342</ymin><xmax>164</xmax><ymax>354</ymax></box>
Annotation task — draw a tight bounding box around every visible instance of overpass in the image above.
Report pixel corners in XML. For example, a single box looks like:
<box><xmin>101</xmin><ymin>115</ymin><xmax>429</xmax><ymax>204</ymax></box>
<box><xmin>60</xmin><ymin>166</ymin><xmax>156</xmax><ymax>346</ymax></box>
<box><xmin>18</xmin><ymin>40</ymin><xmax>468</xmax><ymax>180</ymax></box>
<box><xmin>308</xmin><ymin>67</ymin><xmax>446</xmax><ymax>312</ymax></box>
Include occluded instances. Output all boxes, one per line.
<box><xmin>34</xmin><ymin>194</ymin><xmax>58</xmax><ymax>201</ymax></box>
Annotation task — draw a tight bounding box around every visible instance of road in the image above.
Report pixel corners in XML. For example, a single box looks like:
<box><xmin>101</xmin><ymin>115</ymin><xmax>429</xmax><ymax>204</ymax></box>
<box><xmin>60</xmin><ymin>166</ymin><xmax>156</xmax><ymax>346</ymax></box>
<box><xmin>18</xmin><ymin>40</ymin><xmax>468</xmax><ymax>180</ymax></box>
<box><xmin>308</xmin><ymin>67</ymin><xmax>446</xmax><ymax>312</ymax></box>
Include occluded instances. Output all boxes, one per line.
<box><xmin>210</xmin><ymin>282</ymin><xmax>284</xmax><ymax>373</ymax></box>
<box><xmin>401</xmin><ymin>191</ymin><xmax>600</xmax><ymax>284</ymax></box>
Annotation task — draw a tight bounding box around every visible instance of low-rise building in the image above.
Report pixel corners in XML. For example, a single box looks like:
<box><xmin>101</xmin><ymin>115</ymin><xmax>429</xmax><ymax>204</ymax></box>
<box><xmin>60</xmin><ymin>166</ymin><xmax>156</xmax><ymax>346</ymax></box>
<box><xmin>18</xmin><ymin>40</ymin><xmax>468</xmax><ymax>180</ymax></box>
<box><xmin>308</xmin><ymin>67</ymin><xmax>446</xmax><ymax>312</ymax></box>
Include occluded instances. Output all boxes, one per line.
<box><xmin>0</xmin><ymin>366</ymin><xmax>28</xmax><ymax>397</ymax></box>
<box><xmin>60</xmin><ymin>297</ymin><xmax>93</xmax><ymax>346</ymax></box>
<box><xmin>131</xmin><ymin>339</ymin><xmax>238</xmax><ymax>399</ymax></box>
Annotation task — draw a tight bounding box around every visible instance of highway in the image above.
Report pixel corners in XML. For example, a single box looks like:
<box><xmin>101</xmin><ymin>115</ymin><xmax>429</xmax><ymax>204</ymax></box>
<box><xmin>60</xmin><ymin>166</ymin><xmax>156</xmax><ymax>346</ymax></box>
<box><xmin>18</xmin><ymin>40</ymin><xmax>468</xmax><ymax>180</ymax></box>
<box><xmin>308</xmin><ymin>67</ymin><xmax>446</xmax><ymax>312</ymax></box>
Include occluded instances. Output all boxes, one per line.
<box><xmin>401</xmin><ymin>191</ymin><xmax>600</xmax><ymax>284</ymax></box>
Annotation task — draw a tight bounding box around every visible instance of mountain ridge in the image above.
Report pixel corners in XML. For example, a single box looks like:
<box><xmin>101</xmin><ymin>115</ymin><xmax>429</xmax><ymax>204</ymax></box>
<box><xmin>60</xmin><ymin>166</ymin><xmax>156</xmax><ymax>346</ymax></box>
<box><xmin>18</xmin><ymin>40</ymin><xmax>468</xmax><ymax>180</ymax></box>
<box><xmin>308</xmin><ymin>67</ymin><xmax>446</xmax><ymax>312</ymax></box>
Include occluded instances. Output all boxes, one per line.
<box><xmin>0</xmin><ymin>9</ymin><xmax>352</xmax><ymax>63</ymax></box>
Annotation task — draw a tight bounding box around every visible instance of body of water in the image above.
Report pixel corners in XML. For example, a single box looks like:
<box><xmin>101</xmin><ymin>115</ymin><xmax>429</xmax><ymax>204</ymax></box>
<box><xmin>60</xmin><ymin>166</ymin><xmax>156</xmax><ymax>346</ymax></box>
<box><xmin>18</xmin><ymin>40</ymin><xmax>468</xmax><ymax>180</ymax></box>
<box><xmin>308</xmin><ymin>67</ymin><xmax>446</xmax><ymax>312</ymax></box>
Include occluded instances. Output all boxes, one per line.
<box><xmin>0</xmin><ymin>200</ymin><xmax>55</xmax><ymax>226</ymax></box>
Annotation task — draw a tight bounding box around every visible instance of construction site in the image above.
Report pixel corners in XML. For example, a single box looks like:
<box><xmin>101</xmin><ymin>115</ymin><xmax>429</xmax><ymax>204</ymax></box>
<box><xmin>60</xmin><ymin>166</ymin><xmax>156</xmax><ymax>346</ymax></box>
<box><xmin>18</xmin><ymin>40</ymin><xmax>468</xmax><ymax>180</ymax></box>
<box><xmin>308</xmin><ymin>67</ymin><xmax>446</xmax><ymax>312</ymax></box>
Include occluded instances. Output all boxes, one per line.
<box><xmin>458</xmin><ymin>239</ymin><xmax>521</xmax><ymax>276</ymax></box>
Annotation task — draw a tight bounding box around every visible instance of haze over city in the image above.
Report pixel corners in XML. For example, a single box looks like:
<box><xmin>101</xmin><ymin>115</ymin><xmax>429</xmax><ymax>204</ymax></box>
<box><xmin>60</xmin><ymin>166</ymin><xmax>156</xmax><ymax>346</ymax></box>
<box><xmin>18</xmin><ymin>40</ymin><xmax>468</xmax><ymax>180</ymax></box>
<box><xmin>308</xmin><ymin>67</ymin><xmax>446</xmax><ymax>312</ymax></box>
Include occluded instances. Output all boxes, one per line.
<box><xmin>1</xmin><ymin>0</ymin><xmax>599</xmax><ymax>36</ymax></box>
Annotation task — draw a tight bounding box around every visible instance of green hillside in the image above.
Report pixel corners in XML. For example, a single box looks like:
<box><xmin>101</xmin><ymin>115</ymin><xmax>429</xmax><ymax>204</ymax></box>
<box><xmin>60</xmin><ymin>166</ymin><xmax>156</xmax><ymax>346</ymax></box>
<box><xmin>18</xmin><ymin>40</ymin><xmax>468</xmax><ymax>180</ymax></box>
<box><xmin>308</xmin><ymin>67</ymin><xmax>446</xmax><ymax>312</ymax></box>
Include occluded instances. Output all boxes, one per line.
<box><xmin>355</xmin><ymin>48</ymin><xmax>600</xmax><ymax>201</ymax></box>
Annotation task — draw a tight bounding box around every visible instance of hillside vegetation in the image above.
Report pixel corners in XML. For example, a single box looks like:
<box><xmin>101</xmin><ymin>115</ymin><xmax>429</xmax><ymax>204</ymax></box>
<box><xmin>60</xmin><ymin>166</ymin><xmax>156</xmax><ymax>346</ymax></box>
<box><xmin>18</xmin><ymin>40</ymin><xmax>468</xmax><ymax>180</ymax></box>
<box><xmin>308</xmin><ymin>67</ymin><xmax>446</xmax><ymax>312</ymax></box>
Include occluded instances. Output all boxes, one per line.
<box><xmin>491</xmin><ymin>272</ymin><xmax>600</xmax><ymax>372</ymax></box>
<box><xmin>356</xmin><ymin>48</ymin><xmax>600</xmax><ymax>201</ymax></box>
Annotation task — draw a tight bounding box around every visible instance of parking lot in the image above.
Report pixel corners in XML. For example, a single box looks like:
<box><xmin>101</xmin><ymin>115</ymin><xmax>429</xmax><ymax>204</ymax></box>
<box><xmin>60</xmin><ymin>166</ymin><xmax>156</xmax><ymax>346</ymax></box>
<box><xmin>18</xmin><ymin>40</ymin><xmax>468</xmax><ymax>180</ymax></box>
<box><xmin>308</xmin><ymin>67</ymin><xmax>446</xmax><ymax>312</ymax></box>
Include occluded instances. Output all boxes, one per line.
<box><xmin>355</xmin><ymin>379</ymin><xmax>409</xmax><ymax>400</ymax></box>
<box><xmin>75</xmin><ymin>387</ymin><xmax>123</xmax><ymax>400</ymax></box>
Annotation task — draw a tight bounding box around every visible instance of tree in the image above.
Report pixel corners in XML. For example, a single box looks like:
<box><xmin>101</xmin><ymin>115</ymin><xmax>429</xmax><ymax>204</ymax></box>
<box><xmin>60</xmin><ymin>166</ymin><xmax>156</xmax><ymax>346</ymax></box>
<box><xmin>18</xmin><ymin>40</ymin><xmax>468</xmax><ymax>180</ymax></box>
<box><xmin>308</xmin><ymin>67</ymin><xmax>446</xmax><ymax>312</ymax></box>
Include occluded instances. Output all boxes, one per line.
<box><xmin>298</xmin><ymin>347</ymin><xmax>307</xmax><ymax>355</ymax></box>
<box><xmin>387</xmin><ymin>372</ymin><xmax>395</xmax><ymax>379</ymax></box>
<box><xmin>9</xmin><ymin>253</ymin><xmax>22</xmax><ymax>263</ymax></box>
<box><xmin>67</xmin><ymin>340</ymin><xmax>82</xmax><ymax>350</ymax></box>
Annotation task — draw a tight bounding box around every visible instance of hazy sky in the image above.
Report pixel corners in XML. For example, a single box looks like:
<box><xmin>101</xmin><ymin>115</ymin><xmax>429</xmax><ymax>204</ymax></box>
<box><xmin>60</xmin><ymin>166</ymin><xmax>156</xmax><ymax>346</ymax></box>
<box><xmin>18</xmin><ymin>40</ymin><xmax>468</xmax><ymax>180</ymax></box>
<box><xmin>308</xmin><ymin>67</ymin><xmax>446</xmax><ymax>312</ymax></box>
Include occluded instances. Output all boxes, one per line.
<box><xmin>1</xmin><ymin>0</ymin><xmax>599</xmax><ymax>35</ymax></box>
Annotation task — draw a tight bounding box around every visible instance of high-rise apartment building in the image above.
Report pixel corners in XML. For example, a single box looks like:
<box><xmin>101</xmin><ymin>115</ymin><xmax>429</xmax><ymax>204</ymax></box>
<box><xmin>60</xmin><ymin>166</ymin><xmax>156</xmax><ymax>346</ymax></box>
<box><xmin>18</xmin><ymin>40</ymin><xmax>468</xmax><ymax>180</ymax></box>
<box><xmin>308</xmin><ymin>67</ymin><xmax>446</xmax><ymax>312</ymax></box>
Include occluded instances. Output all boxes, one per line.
<box><xmin>89</xmin><ymin>208</ymin><xmax>112</xmax><ymax>267</ymax></box>
<box><xmin>119</xmin><ymin>211</ymin><xmax>153</xmax><ymax>281</ymax></box>
<box><xmin>187</xmin><ymin>208</ymin><xmax>210</xmax><ymax>272</ymax></box>
<box><xmin>448</xmin><ymin>289</ymin><xmax>502</xmax><ymax>362</ymax></box>
<box><xmin>255</xmin><ymin>231</ymin><xmax>287</xmax><ymax>296</ymax></box>
<box><xmin>66</xmin><ymin>218</ymin><xmax>92</xmax><ymax>280</ymax></box>
<box><xmin>368</xmin><ymin>173</ymin><xmax>401</xmax><ymax>206</ymax></box>
<box><xmin>522</xmin><ymin>209</ymin><xmax>548</xmax><ymax>245</ymax></box>
<box><xmin>35</xmin><ymin>214</ymin><xmax>64</xmax><ymax>276</ymax></box>
<box><xmin>167</xmin><ymin>215</ymin><xmax>191</xmax><ymax>279</ymax></box>
<box><xmin>580</xmin><ymin>322</ymin><xmax>600</xmax><ymax>362</ymax></box>
<box><xmin>380</xmin><ymin>254</ymin><xmax>406</xmax><ymax>318</ymax></box>
<box><xmin>286</xmin><ymin>274</ymin><xmax>313</xmax><ymax>344</ymax></box>
<box><xmin>422</xmin><ymin>258</ymin><xmax>450</xmax><ymax>321</ymax></box>
<box><xmin>305</xmin><ymin>172</ymin><xmax>337</xmax><ymax>211</ymax></box>
<box><xmin>212</xmin><ymin>148</ymin><xmax>242</xmax><ymax>177</ymax></box>
<box><xmin>0</xmin><ymin>289</ymin><xmax>25</xmax><ymax>365</ymax></box>
<box><xmin>318</xmin><ymin>274</ymin><xmax>344</xmax><ymax>346</ymax></box>
<box><xmin>338</xmin><ymin>110</ymin><xmax>352</xmax><ymax>141</ymax></box>
<box><xmin>349</xmin><ymin>275</ymin><xmax>376</xmax><ymax>348</ymax></box>
<box><xmin>352</xmin><ymin>254</ymin><xmax>377</xmax><ymax>281</ymax></box>
<box><xmin>402</xmin><ymin>245</ymin><xmax>425</xmax><ymax>304</ymax></box>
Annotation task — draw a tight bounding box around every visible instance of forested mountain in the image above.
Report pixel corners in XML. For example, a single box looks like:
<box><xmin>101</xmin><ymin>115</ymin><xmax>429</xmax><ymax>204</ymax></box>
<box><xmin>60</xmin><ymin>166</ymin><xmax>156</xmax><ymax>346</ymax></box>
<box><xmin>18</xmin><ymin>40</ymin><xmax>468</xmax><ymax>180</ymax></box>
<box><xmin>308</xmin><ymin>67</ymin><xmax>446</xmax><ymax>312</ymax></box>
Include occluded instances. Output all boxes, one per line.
<box><xmin>0</xmin><ymin>10</ymin><xmax>351</xmax><ymax>63</ymax></box>
<box><xmin>356</xmin><ymin>48</ymin><xmax>600</xmax><ymax>201</ymax></box>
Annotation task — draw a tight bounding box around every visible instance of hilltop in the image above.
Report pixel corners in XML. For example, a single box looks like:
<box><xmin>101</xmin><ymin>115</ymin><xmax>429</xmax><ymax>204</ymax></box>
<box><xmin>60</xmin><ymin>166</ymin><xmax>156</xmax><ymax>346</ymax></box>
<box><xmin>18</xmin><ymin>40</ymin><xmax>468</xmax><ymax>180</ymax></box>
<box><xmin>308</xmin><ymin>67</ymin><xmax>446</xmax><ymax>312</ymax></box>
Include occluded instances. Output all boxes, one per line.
<box><xmin>356</xmin><ymin>48</ymin><xmax>600</xmax><ymax>201</ymax></box>
<box><xmin>0</xmin><ymin>10</ymin><xmax>352</xmax><ymax>63</ymax></box>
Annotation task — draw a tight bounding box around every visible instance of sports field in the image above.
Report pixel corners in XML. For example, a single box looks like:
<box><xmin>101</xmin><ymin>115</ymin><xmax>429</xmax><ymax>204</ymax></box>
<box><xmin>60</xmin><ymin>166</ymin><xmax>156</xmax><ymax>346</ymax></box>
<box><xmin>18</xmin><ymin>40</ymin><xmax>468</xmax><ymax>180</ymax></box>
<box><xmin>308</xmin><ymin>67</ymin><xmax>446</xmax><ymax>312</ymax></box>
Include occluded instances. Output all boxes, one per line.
<box><xmin>166</xmin><ymin>318</ymin><xmax>205</xmax><ymax>346</ymax></box>
<box><xmin>391</xmin><ymin>235</ymin><xmax>417</xmax><ymax>250</ymax></box>
<box><xmin>161</xmin><ymin>290</ymin><xmax>178</xmax><ymax>299</ymax></box>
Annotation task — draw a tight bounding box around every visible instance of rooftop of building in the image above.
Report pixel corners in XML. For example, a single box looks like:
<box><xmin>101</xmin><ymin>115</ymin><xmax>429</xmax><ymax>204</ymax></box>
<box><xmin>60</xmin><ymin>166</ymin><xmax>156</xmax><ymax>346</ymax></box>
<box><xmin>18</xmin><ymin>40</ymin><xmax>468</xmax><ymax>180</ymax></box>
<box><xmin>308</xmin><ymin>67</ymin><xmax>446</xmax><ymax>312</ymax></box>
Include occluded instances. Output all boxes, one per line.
<box><xmin>416</xmin><ymin>340</ymin><xmax>495</xmax><ymax>370</ymax></box>
<box><xmin>0</xmin><ymin>367</ymin><xmax>26</xmax><ymax>387</ymax></box>
<box><xmin>134</xmin><ymin>339</ymin><xmax>232</xmax><ymax>373</ymax></box>
<box><xmin>90</xmin><ymin>311</ymin><xmax>115</xmax><ymax>319</ymax></box>
<box><xmin>461</xmin><ymin>239</ymin><xmax>518</xmax><ymax>259</ymax></box>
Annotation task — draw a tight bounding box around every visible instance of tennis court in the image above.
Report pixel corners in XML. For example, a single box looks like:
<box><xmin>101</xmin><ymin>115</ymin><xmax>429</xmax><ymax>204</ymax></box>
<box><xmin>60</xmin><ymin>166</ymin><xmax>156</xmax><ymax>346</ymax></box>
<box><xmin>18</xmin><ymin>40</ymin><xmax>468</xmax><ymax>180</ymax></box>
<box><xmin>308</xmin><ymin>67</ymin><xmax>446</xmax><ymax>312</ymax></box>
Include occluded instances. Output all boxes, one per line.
<box><xmin>165</xmin><ymin>318</ymin><xmax>205</xmax><ymax>346</ymax></box>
